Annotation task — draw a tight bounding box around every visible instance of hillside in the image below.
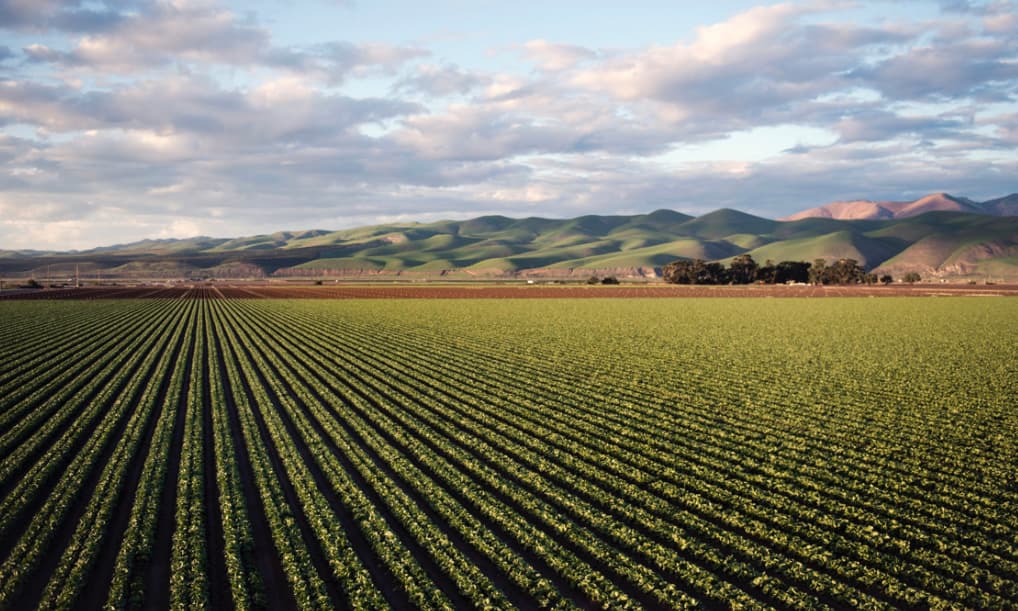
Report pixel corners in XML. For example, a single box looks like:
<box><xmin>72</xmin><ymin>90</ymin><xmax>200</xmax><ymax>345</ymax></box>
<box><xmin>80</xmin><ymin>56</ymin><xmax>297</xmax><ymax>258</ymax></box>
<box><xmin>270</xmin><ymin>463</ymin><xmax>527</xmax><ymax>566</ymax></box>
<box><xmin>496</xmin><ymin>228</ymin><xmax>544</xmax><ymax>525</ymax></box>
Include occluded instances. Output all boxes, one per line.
<box><xmin>782</xmin><ymin>192</ymin><xmax>1016</xmax><ymax>221</ymax></box>
<box><xmin>2</xmin><ymin>206</ymin><xmax>1018</xmax><ymax>281</ymax></box>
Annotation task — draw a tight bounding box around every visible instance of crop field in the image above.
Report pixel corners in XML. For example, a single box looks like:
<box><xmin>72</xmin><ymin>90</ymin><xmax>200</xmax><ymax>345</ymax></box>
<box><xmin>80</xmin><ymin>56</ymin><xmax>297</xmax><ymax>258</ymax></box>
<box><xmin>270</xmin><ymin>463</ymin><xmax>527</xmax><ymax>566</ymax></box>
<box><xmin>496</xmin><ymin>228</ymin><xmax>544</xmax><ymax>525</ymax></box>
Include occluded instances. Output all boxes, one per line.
<box><xmin>1</xmin><ymin>294</ymin><xmax>1016</xmax><ymax>609</ymax></box>
<box><xmin>4</xmin><ymin>282</ymin><xmax>1018</xmax><ymax>301</ymax></box>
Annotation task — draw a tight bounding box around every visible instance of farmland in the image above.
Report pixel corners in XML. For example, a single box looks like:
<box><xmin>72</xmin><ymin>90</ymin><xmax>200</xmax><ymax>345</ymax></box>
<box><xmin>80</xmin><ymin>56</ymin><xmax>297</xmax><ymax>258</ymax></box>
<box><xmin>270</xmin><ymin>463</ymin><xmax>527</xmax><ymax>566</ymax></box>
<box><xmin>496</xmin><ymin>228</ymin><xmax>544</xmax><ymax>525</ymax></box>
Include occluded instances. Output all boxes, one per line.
<box><xmin>1</xmin><ymin>293</ymin><xmax>1017</xmax><ymax>609</ymax></box>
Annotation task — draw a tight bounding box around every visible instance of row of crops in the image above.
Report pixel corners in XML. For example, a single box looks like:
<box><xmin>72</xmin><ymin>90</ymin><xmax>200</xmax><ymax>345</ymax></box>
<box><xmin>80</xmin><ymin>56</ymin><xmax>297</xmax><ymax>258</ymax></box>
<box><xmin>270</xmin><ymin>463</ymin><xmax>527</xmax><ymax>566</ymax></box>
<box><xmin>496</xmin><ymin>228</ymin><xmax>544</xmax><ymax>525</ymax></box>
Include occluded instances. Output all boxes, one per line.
<box><xmin>1</xmin><ymin>296</ymin><xmax>1016</xmax><ymax>609</ymax></box>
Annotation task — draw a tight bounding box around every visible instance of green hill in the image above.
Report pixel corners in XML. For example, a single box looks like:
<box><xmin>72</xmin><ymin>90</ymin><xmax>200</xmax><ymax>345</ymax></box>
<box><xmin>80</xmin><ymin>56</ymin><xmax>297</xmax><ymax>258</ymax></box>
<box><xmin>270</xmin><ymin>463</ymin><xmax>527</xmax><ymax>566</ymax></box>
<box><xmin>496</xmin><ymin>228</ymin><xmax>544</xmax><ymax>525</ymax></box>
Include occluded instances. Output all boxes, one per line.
<box><xmin>3</xmin><ymin>209</ymin><xmax>1017</xmax><ymax>281</ymax></box>
<box><xmin>745</xmin><ymin>230</ymin><xmax>901</xmax><ymax>268</ymax></box>
<box><xmin>678</xmin><ymin>209</ymin><xmax>778</xmax><ymax>239</ymax></box>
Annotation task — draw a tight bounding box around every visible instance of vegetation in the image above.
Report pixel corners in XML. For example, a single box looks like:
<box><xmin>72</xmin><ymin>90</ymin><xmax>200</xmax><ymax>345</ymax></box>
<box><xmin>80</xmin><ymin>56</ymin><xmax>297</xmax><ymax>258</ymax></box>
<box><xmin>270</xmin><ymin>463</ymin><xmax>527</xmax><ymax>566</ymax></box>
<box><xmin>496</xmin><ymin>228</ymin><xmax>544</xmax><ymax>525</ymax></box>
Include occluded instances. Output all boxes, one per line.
<box><xmin>662</xmin><ymin>255</ymin><xmax>871</xmax><ymax>285</ymax></box>
<box><xmin>2</xmin><ymin>209</ymin><xmax>1017</xmax><ymax>280</ymax></box>
<box><xmin>0</xmin><ymin>296</ymin><xmax>1016</xmax><ymax>608</ymax></box>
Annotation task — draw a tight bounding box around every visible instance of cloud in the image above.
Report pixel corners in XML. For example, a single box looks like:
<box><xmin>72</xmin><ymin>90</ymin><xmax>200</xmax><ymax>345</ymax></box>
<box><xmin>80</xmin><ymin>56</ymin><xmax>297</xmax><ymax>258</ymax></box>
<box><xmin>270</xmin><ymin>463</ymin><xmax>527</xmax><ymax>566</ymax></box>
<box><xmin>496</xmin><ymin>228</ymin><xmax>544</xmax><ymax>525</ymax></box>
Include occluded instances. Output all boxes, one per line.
<box><xmin>0</xmin><ymin>73</ymin><xmax>431</xmax><ymax>230</ymax></box>
<box><xmin>523</xmin><ymin>40</ymin><xmax>596</xmax><ymax>71</ymax></box>
<box><xmin>977</xmin><ymin>111</ymin><xmax>1018</xmax><ymax>145</ymax></box>
<box><xmin>833</xmin><ymin>109</ymin><xmax>968</xmax><ymax>142</ymax></box>
<box><xmin>2</xmin><ymin>0</ymin><xmax>1017</xmax><ymax>250</ymax></box>
<box><xmin>282</xmin><ymin>41</ymin><xmax>429</xmax><ymax>82</ymax></box>
<box><xmin>394</xmin><ymin>63</ymin><xmax>488</xmax><ymax>96</ymax></box>
<box><xmin>392</xmin><ymin>89</ymin><xmax>678</xmax><ymax>162</ymax></box>
<box><xmin>939</xmin><ymin>0</ymin><xmax>1016</xmax><ymax>15</ymax></box>
<box><xmin>850</xmin><ymin>39</ymin><xmax>1018</xmax><ymax>101</ymax></box>
<box><xmin>0</xmin><ymin>69</ymin><xmax>421</xmax><ymax>138</ymax></box>
<box><xmin>981</xmin><ymin>10</ymin><xmax>1018</xmax><ymax>33</ymax></box>
<box><xmin>569</xmin><ymin>4</ymin><xmax>919</xmax><ymax>137</ymax></box>
<box><xmin>0</xmin><ymin>0</ymin><xmax>133</xmax><ymax>33</ymax></box>
<box><xmin>14</xmin><ymin>0</ymin><xmax>428</xmax><ymax>80</ymax></box>
<box><xmin>38</xmin><ymin>0</ymin><xmax>270</xmax><ymax>71</ymax></box>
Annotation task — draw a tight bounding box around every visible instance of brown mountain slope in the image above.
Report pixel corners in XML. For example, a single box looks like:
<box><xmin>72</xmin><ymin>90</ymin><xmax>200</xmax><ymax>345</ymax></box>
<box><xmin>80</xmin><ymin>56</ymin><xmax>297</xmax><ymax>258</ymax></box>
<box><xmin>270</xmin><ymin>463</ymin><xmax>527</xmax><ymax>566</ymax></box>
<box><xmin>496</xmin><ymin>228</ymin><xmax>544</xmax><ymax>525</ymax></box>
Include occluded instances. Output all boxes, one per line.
<box><xmin>782</xmin><ymin>192</ymin><xmax>999</xmax><ymax>221</ymax></box>
<box><xmin>783</xmin><ymin>200</ymin><xmax>897</xmax><ymax>221</ymax></box>
<box><xmin>983</xmin><ymin>193</ymin><xmax>1018</xmax><ymax>216</ymax></box>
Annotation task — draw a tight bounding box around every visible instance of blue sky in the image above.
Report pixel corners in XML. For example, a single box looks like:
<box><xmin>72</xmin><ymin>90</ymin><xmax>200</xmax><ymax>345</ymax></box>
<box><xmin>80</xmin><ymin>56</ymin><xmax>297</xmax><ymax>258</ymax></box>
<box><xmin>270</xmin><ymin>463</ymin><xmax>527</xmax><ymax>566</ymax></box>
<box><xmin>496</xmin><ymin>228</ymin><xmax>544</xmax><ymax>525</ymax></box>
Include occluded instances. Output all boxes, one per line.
<box><xmin>1</xmin><ymin>0</ymin><xmax>1016</xmax><ymax>249</ymax></box>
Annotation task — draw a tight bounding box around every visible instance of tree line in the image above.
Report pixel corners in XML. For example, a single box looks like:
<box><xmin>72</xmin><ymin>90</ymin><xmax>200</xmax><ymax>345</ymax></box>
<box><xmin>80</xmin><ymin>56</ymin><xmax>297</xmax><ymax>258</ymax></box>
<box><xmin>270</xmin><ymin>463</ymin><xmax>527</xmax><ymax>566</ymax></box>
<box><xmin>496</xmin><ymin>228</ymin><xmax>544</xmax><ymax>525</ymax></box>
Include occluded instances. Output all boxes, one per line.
<box><xmin>662</xmin><ymin>255</ymin><xmax>916</xmax><ymax>285</ymax></box>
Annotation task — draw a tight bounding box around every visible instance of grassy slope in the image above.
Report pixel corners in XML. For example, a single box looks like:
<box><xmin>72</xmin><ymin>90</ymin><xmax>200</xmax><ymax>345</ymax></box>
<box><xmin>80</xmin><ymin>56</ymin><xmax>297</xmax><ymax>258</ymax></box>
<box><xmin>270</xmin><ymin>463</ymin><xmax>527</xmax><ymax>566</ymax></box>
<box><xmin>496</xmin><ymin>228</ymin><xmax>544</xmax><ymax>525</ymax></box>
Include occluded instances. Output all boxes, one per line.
<box><xmin>4</xmin><ymin>210</ymin><xmax>1017</xmax><ymax>278</ymax></box>
<box><xmin>876</xmin><ymin>214</ymin><xmax>1018</xmax><ymax>271</ymax></box>
<box><xmin>744</xmin><ymin>231</ymin><xmax>902</xmax><ymax>267</ymax></box>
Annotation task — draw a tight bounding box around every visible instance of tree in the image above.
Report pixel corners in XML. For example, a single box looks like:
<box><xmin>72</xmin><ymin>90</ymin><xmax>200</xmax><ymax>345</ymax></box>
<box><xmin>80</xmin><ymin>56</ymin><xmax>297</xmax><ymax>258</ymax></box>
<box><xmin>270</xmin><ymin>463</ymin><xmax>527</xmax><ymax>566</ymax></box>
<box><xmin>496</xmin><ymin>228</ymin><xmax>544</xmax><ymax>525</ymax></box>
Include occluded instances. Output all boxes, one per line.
<box><xmin>728</xmin><ymin>254</ymin><xmax>758</xmax><ymax>284</ymax></box>
<box><xmin>666</xmin><ymin>258</ymin><xmax>822</xmax><ymax>285</ymax></box>
<box><xmin>698</xmin><ymin>261</ymin><xmax>728</xmax><ymax>285</ymax></box>
<box><xmin>809</xmin><ymin>259</ymin><xmax>828</xmax><ymax>285</ymax></box>
<box><xmin>756</xmin><ymin>259</ymin><xmax>777</xmax><ymax>284</ymax></box>
<box><xmin>586</xmin><ymin>275</ymin><xmax>601</xmax><ymax>285</ymax></box>
<box><xmin>662</xmin><ymin>259</ymin><xmax>729</xmax><ymax>284</ymax></box>
<box><xmin>774</xmin><ymin>261</ymin><xmax>811</xmax><ymax>284</ymax></box>
<box><xmin>662</xmin><ymin>260</ymin><xmax>694</xmax><ymax>284</ymax></box>
<box><xmin>600</xmin><ymin>276</ymin><xmax>619</xmax><ymax>285</ymax></box>
<box><xmin>880</xmin><ymin>274</ymin><xmax>893</xmax><ymax>285</ymax></box>
<box><xmin>829</xmin><ymin>258</ymin><xmax>865</xmax><ymax>284</ymax></box>
<box><xmin>903</xmin><ymin>272</ymin><xmax>921</xmax><ymax>284</ymax></box>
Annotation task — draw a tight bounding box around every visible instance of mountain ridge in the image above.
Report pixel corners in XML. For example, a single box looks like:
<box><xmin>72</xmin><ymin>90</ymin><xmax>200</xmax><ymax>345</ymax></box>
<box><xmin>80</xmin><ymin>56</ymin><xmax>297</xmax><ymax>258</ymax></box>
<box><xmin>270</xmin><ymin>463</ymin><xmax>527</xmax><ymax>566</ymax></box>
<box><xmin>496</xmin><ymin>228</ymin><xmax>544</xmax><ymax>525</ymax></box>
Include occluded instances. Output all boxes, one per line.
<box><xmin>781</xmin><ymin>192</ymin><xmax>1018</xmax><ymax>221</ymax></box>
<box><xmin>2</xmin><ymin>195</ymin><xmax>1017</xmax><ymax>281</ymax></box>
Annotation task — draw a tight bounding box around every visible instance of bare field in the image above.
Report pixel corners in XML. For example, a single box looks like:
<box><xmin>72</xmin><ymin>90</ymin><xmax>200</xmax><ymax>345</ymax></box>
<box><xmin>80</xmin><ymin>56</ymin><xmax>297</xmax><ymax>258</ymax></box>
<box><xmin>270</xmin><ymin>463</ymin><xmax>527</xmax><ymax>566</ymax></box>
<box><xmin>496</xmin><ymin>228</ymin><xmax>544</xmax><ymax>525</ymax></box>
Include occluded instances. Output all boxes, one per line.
<box><xmin>2</xmin><ymin>282</ymin><xmax>1017</xmax><ymax>300</ymax></box>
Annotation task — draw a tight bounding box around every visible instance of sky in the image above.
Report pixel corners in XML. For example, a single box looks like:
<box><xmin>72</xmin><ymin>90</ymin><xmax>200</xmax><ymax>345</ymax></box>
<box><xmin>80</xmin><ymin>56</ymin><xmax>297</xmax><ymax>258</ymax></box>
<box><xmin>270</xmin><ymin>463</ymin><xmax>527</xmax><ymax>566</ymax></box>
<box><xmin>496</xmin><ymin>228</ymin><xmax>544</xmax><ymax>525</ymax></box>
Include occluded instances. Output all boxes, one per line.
<box><xmin>0</xmin><ymin>0</ymin><xmax>1016</xmax><ymax>250</ymax></box>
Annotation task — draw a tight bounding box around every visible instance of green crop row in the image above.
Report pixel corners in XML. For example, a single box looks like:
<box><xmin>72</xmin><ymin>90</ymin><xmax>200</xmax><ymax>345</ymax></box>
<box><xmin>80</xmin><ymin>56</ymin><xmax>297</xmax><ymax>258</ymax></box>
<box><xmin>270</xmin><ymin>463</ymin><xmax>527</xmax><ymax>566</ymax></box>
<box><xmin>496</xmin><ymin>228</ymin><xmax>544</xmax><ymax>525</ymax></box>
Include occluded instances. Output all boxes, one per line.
<box><xmin>0</xmin><ymin>296</ymin><xmax>1015</xmax><ymax>610</ymax></box>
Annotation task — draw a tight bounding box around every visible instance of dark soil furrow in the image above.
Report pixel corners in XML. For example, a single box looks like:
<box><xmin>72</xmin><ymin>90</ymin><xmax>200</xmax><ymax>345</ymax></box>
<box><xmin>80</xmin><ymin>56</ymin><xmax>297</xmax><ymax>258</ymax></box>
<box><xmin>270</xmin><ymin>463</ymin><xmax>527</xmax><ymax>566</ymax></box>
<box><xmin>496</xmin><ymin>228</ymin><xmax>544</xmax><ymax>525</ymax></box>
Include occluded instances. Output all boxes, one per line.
<box><xmin>6</xmin><ymin>302</ymin><xmax>193</xmax><ymax>610</ymax></box>
<box><xmin>77</xmin><ymin>308</ymin><xmax>195</xmax><ymax>610</ymax></box>
<box><xmin>227</xmin><ymin>307</ymin><xmax>484</xmax><ymax>608</ymax></box>
<box><xmin>141</xmin><ymin>320</ymin><xmax>195</xmax><ymax>610</ymax></box>
<box><xmin>327</xmin><ymin>355</ymin><xmax>665</xmax><ymax>608</ymax></box>
<box><xmin>200</xmin><ymin>302</ymin><xmax>232</xmax><ymax>611</ymax></box>
<box><xmin>0</xmin><ymin>303</ymin><xmax>170</xmax><ymax>498</ymax></box>
<box><xmin>208</xmin><ymin>311</ymin><xmax>295</xmax><ymax>611</ymax></box>
<box><xmin>224</xmin><ymin>327</ymin><xmax>369</xmax><ymax>608</ymax></box>
<box><xmin>233</xmin><ymin>303</ymin><xmax>546</xmax><ymax>609</ymax></box>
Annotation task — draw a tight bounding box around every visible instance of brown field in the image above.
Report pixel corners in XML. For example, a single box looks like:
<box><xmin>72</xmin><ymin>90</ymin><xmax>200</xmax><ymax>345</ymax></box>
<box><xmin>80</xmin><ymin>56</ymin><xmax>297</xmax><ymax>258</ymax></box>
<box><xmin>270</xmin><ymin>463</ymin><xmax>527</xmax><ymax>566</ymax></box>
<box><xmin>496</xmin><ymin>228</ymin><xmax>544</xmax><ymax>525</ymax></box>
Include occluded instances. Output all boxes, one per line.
<box><xmin>2</xmin><ymin>283</ymin><xmax>1017</xmax><ymax>300</ymax></box>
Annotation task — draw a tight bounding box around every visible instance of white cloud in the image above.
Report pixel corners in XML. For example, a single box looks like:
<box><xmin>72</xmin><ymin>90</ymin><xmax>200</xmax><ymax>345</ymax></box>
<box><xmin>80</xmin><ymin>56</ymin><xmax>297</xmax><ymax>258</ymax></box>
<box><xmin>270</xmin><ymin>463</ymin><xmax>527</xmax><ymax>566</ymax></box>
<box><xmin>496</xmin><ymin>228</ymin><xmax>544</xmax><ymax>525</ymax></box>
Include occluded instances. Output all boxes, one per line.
<box><xmin>523</xmin><ymin>40</ymin><xmax>595</xmax><ymax>71</ymax></box>
<box><xmin>394</xmin><ymin>63</ymin><xmax>488</xmax><ymax>96</ymax></box>
<box><xmin>1</xmin><ymin>0</ymin><xmax>1016</xmax><ymax>250</ymax></box>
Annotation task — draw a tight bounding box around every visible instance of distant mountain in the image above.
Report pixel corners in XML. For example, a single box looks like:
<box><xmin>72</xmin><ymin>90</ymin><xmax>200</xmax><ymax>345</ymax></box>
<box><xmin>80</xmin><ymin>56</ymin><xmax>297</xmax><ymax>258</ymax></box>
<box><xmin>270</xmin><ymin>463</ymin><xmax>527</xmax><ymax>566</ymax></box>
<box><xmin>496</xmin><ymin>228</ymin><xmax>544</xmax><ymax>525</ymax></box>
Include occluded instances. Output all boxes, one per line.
<box><xmin>981</xmin><ymin>193</ymin><xmax>1018</xmax><ymax>216</ymax></box>
<box><xmin>782</xmin><ymin>192</ymin><xmax>1015</xmax><ymax>221</ymax></box>
<box><xmin>2</xmin><ymin>204</ymin><xmax>1017</xmax><ymax>281</ymax></box>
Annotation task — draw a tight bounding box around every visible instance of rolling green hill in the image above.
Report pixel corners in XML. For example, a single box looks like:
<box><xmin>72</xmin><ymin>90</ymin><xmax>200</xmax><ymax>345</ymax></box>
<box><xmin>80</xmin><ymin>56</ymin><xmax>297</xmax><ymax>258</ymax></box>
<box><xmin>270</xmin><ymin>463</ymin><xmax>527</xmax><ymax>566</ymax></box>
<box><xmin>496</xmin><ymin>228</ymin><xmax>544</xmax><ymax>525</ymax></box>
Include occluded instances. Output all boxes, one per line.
<box><xmin>3</xmin><ymin>209</ymin><xmax>1017</xmax><ymax>281</ymax></box>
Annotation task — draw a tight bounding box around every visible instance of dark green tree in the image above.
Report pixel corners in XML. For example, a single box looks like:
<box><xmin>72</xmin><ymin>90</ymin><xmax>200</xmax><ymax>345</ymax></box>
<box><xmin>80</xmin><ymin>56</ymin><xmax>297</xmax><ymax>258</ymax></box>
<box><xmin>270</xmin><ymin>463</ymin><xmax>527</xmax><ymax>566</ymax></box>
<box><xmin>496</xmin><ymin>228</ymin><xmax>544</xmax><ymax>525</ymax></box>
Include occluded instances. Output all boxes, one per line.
<box><xmin>728</xmin><ymin>254</ymin><xmax>758</xmax><ymax>284</ymax></box>
<box><xmin>903</xmin><ymin>272</ymin><xmax>921</xmax><ymax>284</ymax></box>
<box><xmin>775</xmin><ymin>261</ymin><xmax>811</xmax><ymax>284</ymax></box>
<box><xmin>698</xmin><ymin>261</ymin><xmax>728</xmax><ymax>285</ymax></box>
<box><xmin>829</xmin><ymin>258</ymin><xmax>865</xmax><ymax>284</ymax></box>
<box><xmin>756</xmin><ymin>259</ymin><xmax>777</xmax><ymax>284</ymax></box>
<box><xmin>662</xmin><ymin>260</ymin><xmax>694</xmax><ymax>284</ymax></box>
<box><xmin>809</xmin><ymin>259</ymin><xmax>828</xmax><ymax>285</ymax></box>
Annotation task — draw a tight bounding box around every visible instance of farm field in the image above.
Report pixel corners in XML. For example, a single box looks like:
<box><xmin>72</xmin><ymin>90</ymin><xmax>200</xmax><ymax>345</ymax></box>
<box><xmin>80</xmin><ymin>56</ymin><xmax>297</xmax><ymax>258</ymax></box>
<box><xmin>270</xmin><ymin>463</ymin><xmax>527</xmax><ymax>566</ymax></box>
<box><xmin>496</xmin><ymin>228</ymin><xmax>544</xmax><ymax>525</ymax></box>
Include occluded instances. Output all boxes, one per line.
<box><xmin>3</xmin><ymin>281</ymin><xmax>1018</xmax><ymax>301</ymax></box>
<box><xmin>1</xmin><ymin>295</ymin><xmax>1017</xmax><ymax>609</ymax></box>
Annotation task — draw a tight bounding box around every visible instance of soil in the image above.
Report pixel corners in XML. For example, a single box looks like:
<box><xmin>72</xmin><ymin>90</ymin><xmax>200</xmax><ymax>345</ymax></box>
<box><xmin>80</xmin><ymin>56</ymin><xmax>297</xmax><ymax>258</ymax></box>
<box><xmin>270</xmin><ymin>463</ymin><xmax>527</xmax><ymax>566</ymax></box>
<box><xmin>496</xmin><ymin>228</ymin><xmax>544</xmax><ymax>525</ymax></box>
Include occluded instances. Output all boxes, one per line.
<box><xmin>3</xmin><ymin>283</ymin><xmax>1016</xmax><ymax>300</ymax></box>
